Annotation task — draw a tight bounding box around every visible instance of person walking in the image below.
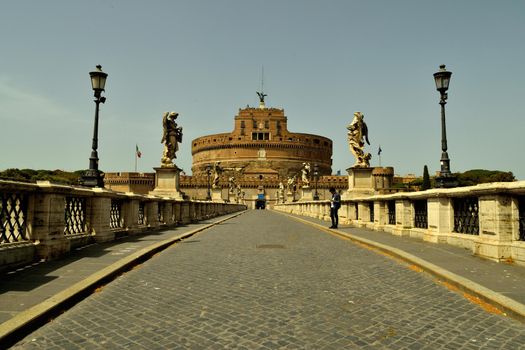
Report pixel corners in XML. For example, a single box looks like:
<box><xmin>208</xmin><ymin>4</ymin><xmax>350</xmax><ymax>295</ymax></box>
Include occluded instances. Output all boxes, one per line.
<box><xmin>329</xmin><ymin>187</ymin><xmax>341</xmax><ymax>228</ymax></box>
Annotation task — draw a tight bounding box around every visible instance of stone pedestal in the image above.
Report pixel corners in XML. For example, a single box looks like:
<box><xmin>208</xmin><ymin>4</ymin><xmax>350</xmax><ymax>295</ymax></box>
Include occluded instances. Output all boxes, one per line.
<box><xmin>300</xmin><ymin>186</ymin><xmax>314</xmax><ymax>201</ymax></box>
<box><xmin>149</xmin><ymin>167</ymin><xmax>184</xmax><ymax>200</ymax></box>
<box><xmin>342</xmin><ymin>167</ymin><xmax>375</xmax><ymax>199</ymax></box>
<box><xmin>211</xmin><ymin>188</ymin><xmax>225</xmax><ymax>202</ymax></box>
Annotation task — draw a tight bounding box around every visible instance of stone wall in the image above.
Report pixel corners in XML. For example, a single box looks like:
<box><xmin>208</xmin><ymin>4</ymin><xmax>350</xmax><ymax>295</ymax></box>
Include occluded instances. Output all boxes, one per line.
<box><xmin>0</xmin><ymin>180</ymin><xmax>246</xmax><ymax>272</ymax></box>
<box><xmin>190</xmin><ymin>106</ymin><xmax>333</xmax><ymax>177</ymax></box>
<box><xmin>274</xmin><ymin>181</ymin><xmax>525</xmax><ymax>266</ymax></box>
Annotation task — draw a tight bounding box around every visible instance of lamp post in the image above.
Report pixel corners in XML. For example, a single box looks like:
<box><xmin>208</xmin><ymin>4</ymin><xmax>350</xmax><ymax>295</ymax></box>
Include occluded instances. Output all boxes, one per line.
<box><xmin>433</xmin><ymin>64</ymin><xmax>457</xmax><ymax>188</ymax></box>
<box><xmin>313</xmin><ymin>163</ymin><xmax>319</xmax><ymax>200</ymax></box>
<box><xmin>80</xmin><ymin>65</ymin><xmax>108</xmax><ymax>188</ymax></box>
<box><xmin>205</xmin><ymin>164</ymin><xmax>212</xmax><ymax>200</ymax></box>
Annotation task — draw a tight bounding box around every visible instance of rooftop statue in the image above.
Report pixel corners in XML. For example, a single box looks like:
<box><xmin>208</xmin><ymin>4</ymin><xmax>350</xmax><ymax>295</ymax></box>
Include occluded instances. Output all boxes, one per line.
<box><xmin>256</xmin><ymin>91</ymin><xmax>267</xmax><ymax>103</ymax></box>
<box><xmin>347</xmin><ymin>111</ymin><xmax>371</xmax><ymax>167</ymax></box>
<box><xmin>161</xmin><ymin>111</ymin><xmax>183</xmax><ymax>167</ymax></box>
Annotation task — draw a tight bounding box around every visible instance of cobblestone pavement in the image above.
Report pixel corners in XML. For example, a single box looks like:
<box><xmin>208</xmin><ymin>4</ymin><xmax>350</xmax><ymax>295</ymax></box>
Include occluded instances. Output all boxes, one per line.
<box><xmin>12</xmin><ymin>210</ymin><xmax>525</xmax><ymax>349</ymax></box>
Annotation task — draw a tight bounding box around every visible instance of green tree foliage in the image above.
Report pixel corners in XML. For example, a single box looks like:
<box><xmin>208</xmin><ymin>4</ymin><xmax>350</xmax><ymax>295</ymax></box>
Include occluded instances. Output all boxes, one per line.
<box><xmin>456</xmin><ymin>169</ymin><xmax>515</xmax><ymax>187</ymax></box>
<box><xmin>421</xmin><ymin>165</ymin><xmax>431</xmax><ymax>190</ymax></box>
<box><xmin>0</xmin><ymin>168</ymin><xmax>84</xmax><ymax>185</ymax></box>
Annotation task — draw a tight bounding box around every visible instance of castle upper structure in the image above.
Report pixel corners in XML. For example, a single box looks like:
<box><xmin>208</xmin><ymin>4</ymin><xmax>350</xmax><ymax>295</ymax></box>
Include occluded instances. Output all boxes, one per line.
<box><xmin>191</xmin><ymin>104</ymin><xmax>333</xmax><ymax>178</ymax></box>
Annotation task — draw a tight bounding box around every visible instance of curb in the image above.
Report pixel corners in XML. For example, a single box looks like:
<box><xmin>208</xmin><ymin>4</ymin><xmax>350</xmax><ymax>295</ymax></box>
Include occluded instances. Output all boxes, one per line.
<box><xmin>277</xmin><ymin>211</ymin><xmax>525</xmax><ymax>322</ymax></box>
<box><xmin>0</xmin><ymin>210</ymin><xmax>246</xmax><ymax>347</ymax></box>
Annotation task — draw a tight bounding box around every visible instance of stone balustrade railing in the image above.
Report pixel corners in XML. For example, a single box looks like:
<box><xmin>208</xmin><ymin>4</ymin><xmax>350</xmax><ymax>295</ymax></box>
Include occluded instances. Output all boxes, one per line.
<box><xmin>0</xmin><ymin>180</ymin><xmax>246</xmax><ymax>272</ymax></box>
<box><xmin>274</xmin><ymin>181</ymin><xmax>525</xmax><ymax>266</ymax></box>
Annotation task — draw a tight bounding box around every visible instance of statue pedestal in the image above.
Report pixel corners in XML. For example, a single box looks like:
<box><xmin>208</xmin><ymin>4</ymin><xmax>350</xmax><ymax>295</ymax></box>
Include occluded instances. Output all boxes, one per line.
<box><xmin>342</xmin><ymin>167</ymin><xmax>375</xmax><ymax>199</ymax></box>
<box><xmin>149</xmin><ymin>167</ymin><xmax>184</xmax><ymax>199</ymax></box>
<box><xmin>286</xmin><ymin>192</ymin><xmax>295</xmax><ymax>203</ymax></box>
<box><xmin>300</xmin><ymin>186</ymin><xmax>314</xmax><ymax>201</ymax></box>
<box><xmin>211</xmin><ymin>188</ymin><xmax>225</xmax><ymax>202</ymax></box>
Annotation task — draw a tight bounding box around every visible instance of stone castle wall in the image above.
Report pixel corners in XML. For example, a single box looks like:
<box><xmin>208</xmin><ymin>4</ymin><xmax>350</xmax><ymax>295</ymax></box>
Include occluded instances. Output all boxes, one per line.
<box><xmin>191</xmin><ymin>107</ymin><xmax>333</xmax><ymax>177</ymax></box>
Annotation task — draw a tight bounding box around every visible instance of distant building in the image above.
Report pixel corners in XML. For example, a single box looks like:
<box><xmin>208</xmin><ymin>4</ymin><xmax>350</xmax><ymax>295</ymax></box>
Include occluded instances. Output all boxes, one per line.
<box><xmin>105</xmin><ymin>102</ymin><xmax>347</xmax><ymax>208</ymax></box>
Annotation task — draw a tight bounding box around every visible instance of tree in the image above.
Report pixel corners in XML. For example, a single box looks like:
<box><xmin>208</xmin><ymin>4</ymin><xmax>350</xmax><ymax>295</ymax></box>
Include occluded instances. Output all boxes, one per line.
<box><xmin>421</xmin><ymin>165</ymin><xmax>431</xmax><ymax>190</ymax></box>
<box><xmin>456</xmin><ymin>169</ymin><xmax>515</xmax><ymax>187</ymax></box>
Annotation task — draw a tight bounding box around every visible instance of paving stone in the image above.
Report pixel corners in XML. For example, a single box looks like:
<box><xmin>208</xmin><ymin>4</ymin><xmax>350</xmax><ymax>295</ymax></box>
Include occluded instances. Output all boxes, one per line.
<box><xmin>10</xmin><ymin>211</ymin><xmax>525</xmax><ymax>349</ymax></box>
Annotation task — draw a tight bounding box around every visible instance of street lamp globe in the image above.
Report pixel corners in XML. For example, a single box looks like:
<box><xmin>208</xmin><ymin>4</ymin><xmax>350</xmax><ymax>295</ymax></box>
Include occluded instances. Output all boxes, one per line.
<box><xmin>89</xmin><ymin>65</ymin><xmax>108</xmax><ymax>96</ymax></box>
<box><xmin>433</xmin><ymin>64</ymin><xmax>452</xmax><ymax>94</ymax></box>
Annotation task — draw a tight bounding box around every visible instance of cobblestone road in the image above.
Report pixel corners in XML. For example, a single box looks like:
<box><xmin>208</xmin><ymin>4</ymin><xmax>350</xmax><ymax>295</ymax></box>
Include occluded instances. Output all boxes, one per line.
<box><xmin>12</xmin><ymin>210</ymin><xmax>525</xmax><ymax>349</ymax></box>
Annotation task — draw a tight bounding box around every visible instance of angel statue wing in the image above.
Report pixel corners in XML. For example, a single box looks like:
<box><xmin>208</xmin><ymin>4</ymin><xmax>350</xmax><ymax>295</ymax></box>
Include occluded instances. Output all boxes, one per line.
<box><xmin>362</xmin><ymin>121</ymin><xmax>370</xmax><ymax>145</ymax></box>
<box><xmin>161</xmin><ymin>111</ymin><xmax>169</xmax><ymax>144</ymax></box>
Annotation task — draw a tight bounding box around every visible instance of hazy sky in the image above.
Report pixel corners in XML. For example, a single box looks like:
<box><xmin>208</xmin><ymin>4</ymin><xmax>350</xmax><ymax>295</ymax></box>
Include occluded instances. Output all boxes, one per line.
<box><xmin>1</xmin><ymin>0</ymin><xmax>524</xmax><ymax>179</ymax></box>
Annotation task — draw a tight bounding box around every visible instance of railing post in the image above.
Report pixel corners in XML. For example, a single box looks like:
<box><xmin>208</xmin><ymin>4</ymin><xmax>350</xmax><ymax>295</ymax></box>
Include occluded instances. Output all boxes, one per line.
<box><xmin>375</xmin><ymin>200</ymin><xmax>387</xmax><ymax>229</ymax></box>
<box><xmin>122</xmin><ymin>195</ymin><xmax>139</xmax><ymax>232</ymax></box>
<box><xmin>392</xmin><ymin>199</ymin><xmax>413</xmax><ymax>236</ymax></box>
<box><xmin>161</xmin><ymin>201</ymin><xmax>174</xmax><ymax>226</ymax></box>
<box><xmin>357</xmin><ymin>202</ymin><xmax>369</xmax><ymax>227</ymax></box>
<box><xmin>32</xmin><ymin>184</ymin><xmax>69</xmax><ymax>260</ymax></box>
<box><xmin>88</xmin><ymin>190</ymin><xmax>113</xmax><ymax>242</ymax></box>
<box><xmin>180</xmin><ymin>202</ymin><xmax>190</xmax><ymax>224</ymax></box>
<box><xmin>145</xmin><ymin>199</ymin><xmax>159</xmax><ymax>229</ymax></box>
<box><xmin>426</xmin><ymin>196</ymin><xmax>453</xmax><ymax>243</ymax></box>
<box><xmin>475</xmin><ymin>194</ymin><xmax>514</xmax><ymax>261</ymax></box>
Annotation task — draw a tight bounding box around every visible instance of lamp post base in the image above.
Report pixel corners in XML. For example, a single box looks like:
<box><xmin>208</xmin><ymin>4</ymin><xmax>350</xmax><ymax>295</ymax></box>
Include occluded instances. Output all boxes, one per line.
<box><xmin>435</xmin><ymin>173</ymin><xmax>458</xmax><ymax>188</ymax></box>
<box><xmin>79</xmin><ymin>169</ymin><xmax>104</xmax><ymax>188</ymax></box>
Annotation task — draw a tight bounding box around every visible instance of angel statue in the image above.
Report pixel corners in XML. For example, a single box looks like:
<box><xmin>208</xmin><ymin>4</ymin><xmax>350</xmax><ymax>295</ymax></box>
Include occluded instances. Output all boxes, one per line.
<box><xmin>212</xmin><ymin>162</ymin><xmax>223</xmax><ymax>189</ymax></box>
<box><xmin>256</xmin><ymin>91</ymin><xmax>267</xmax><ymax>103</ymax></box>
<box><xmin>161</xmin><ymin>111</ymin><xmax>183</xmax><ymax>167</ymax></box>
<box><xmin>286</xmin><ymin>175</ymin><xmax>296</xmax><ymax>194</ymax></box>
<box><xmin>301</xmin><ymin>162</ymin><xmax>311</xmax><ymax>187</ymax></box>
<box><xmin>347</xmin><ymin>111</ymin><xmax>371</xmax><ymax>167</ymax></box>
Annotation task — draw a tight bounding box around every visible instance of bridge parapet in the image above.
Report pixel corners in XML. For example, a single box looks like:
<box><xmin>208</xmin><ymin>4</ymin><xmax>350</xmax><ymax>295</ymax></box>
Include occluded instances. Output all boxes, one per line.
<box><xmin>274</xmin><ymin>181</ymin><xmax>525</xmax><ymax>266</ymax></box>
<box><xmin>0</xmin><ymin>180</ymin><xmax>246</xmax><ymax>272</ymax></box>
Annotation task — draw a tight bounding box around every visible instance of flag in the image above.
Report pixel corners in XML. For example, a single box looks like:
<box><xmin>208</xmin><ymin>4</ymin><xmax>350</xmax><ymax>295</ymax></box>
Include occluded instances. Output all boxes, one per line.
<box><xmin>136</xmin><ymin>144</ymin><xmax>142</xmax><ymax>158</ymax></box>
<box><xmin>378</xmin><ymin>146</ymin><xmax>382</xmax><ymax>156</ymax></box>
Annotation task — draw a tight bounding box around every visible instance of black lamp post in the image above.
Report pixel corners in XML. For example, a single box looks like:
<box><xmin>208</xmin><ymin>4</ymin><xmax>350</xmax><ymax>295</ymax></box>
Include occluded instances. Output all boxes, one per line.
<box><xmin>80</xmin><ymin>65</ymin><xmax>108</xmax><ymax>188</ymax></box>
<box><xmin>313</xmin><ymin>164</ymin><xmax>319</xmax><ymax>200</ymax></box>
<box><xmin>205</xmin><ymin>164</ymin><xmax>212</xmax><ymax>200</ymax></box>
<box><xmin>433</xmin><ymin>64</ymin><xmax>457</xmax><ymax>188</ymax></box>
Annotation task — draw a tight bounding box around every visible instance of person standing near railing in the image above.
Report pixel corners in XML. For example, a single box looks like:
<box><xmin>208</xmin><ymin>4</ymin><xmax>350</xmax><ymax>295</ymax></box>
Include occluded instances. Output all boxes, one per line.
<box><xmin>329</xmin><ymin>187</ymin><xmax>341</xmax><ymax>229</ymax></box>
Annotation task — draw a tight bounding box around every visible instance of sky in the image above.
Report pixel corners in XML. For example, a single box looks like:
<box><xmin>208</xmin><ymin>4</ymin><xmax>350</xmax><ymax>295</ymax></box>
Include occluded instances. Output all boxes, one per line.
<box><xmin>1</xmin><ymin>0</ymin><xmax>524</xmax><ymax>179</ymax></box>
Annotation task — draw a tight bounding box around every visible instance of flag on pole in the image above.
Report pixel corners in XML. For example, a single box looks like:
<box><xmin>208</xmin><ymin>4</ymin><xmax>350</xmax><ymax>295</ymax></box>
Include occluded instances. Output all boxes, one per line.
<box><xmin>136</xmin><ymin>144</ymin><xmax>142</xmax><ymax>158</ymax></box>
<box><xmin>378</xmin><ymin>145</ymin><xmax>382</xmax><ymax>156</ymax></box>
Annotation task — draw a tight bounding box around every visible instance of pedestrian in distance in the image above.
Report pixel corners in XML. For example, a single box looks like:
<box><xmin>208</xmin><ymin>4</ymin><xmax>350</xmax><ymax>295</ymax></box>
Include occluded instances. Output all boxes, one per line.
<box><xmin>329</xmin><ymin>187</ymin><xmax>341</xmax><ymax>229</ymax></box>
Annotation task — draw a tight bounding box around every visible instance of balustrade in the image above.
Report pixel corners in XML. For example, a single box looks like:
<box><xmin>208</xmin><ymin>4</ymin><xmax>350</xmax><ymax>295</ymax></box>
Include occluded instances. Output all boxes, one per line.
<box><xmin>453</xmin><ymin>197</ymin><xmax>479</xmax><ymax>235</ymax></box>
<box><xmin>0</xmin><ymin>191</ymin><xmax>28</xmax><ymax>243</ymax></box>
<box><xmin>273</xmin><ymin>181</ymin><xmax>525</xmax><ymax>266</ymax></box>
<box><xmin>414</xmin><ymin>200</ymin><xmax>428</xmax><ymax>229</ymax></box>
<box><xmin>0</xmin><ymin>180</ymin><xmax>246</xmax><ymax>272</ymax></box>
<box><xmin>519</xmin><ymin>196</ymin><xmax>525</xmax><ymax>241</ymax></box>
<box><xmin>387</xmin><ymin>201</ymin><xmax>396</xmax><ymax>225</ymax></box>
<box><xmin>64</xmin><ymin>196</ymin><xmax>87</xmax><ymax>235</ymax></box>
<box><xmin>110</xmin><ymin>199</ymin><xmax>124</xmax><ymax>229</ymax></box>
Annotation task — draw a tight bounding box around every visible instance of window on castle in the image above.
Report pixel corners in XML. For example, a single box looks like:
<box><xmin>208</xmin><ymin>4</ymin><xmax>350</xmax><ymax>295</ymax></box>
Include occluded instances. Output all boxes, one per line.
<box><xmin>265</xmin><ymin>121</ymin><xmax>269</xmax><ymax>129</ymax></box>
<box><xmin>252</xmin><ymin>132</ymin><xmax>270</xmax><ymax>140</ymax></box>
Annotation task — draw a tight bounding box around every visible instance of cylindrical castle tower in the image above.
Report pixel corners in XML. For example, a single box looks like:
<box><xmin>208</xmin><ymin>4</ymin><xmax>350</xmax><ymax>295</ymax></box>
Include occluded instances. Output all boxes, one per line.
<box><xmin>191</xmin><ymin>106</ymin><xmax>333</xmax><ymax>179</ymax></box>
